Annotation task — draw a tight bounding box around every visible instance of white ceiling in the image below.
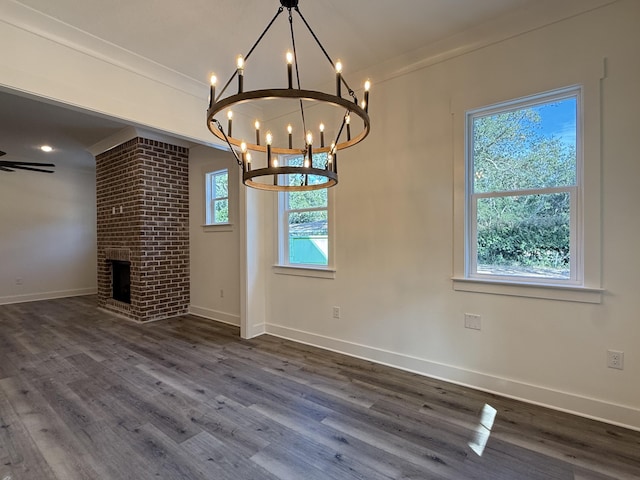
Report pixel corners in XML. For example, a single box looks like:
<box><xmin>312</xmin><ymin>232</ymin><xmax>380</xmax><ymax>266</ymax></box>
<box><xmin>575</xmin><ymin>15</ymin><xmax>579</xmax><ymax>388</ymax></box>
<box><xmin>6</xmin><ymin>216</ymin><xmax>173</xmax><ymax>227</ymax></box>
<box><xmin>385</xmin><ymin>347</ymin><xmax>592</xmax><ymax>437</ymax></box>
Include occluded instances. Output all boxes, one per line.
<box><xmin>14</xmin><ymin>0</ymin><xmax>534</xmax><ymax>85</ymax></box>
<box><xmin>0</xmin><ymin>90</ymin><xmax>128</xmax><ymax>171</ymax></box>
<box><xmin>1</xmin><ymin>0</ymin><xmax>587</xmax><ymax>171</ymax></box>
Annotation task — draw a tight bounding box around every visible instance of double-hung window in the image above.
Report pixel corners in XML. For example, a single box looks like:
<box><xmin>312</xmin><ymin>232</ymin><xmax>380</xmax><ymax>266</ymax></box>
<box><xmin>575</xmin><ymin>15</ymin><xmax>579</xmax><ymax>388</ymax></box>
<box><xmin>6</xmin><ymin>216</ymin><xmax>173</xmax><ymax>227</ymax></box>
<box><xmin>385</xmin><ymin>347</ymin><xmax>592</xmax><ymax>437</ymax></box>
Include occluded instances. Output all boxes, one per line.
<box><xmin>466</xmin><ymin>87</ymin><xmax>581</xmax><ymax>285</ymax></box>
<box><xmin>277</xmin><ymin>155</ymin><xmax>330</xmax><ymax>268</ymax></box>
<box><xmin>205</xmin><ymin>168</ymin><xmax>229</xmax><ymax>225</ymax></box>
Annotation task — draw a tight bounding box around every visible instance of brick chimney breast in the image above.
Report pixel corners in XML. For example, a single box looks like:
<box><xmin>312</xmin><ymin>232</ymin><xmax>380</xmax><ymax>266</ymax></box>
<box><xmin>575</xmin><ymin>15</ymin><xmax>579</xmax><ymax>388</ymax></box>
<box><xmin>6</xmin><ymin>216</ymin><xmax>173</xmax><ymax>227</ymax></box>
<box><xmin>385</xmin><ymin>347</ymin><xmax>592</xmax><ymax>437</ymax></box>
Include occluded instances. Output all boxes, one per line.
<box><xmin>96</xmin><ymin>137</ymin><xmax>189</xmax><ymax>322</ymax></box>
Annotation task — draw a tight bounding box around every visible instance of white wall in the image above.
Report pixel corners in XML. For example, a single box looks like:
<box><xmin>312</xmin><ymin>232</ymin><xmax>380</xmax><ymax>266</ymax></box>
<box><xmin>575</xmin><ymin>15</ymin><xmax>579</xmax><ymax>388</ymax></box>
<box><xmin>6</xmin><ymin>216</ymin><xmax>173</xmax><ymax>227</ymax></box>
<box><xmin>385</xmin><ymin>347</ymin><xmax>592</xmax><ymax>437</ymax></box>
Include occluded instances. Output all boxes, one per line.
<box><xmin>188</xmin><ymin>145</ymin><xmax>241</xmax><ymax>325</ymax></box>
<box><xmin>189</xmin><ymin>143</ymin><xmax>272</xmax><ymax>338</ymax></box>
<box><xmin>262</xmin><ymin>0</ymin><xmax>640</xmax><ymax>430</ymax></box>
<box><xmin>0</xmin><ymin>165</ymin><xmax>97</xmax><ymax>303</ymax></box>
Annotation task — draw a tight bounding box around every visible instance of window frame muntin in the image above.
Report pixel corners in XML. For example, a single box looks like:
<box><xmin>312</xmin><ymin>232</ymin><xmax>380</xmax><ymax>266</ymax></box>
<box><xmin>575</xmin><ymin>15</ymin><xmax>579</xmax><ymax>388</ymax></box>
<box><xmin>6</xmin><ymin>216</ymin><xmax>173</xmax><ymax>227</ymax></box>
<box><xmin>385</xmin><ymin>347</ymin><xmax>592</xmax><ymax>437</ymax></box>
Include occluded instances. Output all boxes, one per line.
<box><xmin>465</xmin><ymin>85</ymin><xmax>583</xmax><ymax>286</ymax></box>
<box><xmin>277</xmin><ymin>154</ymin><xmax>332</xmax><ymax>270</ymax></box>
<box><xmin>469</xmin><ymin>186</ymin><xmax>578</xmax><ymax>284</ymax></box>
<box><xmin>205</xmin><ymin>168</ymin><xmax>229</xmax><ymax>225</ymax></box>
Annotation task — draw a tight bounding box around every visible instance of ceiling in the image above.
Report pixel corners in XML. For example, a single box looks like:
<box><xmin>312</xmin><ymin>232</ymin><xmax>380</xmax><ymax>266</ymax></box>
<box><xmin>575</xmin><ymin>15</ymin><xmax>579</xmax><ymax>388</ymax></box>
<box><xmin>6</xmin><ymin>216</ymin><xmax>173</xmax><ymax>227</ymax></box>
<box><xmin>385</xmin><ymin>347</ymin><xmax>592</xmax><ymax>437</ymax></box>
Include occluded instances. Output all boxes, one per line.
<box><xmin>0</xmin><ymin>91</ymin><xmax>129</xmax><ymax>171</ymax></box>
<box><xmin>14</xmin><ymin>0</ymin><xmax>535</xmax><ymax>84</ymax></box>
<box><xmin>1</xmin><ymin>0</ymin><xmax>547</xmax><ymax>171</ymax></box>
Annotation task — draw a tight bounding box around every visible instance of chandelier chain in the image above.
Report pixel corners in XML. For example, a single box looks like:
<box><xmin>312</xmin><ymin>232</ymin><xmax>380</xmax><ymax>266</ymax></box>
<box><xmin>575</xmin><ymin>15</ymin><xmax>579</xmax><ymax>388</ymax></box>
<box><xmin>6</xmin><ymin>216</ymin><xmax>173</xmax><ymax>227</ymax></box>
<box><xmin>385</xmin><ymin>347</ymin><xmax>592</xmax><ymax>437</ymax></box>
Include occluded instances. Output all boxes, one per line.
<box><xmin>214</xmin><ymin>119</ymin><xmax>243</xmax><ymax>166</ymax></box>
<box><xmin>288</xmin><ymin>8</ymin><xmax>308</xmax><ymax>143</ymax></box>
<box><xmin>293</xmin><ymin>6</ymin><xmax>354</xmax><ymax>152</ymax></box>
<box><xmin>216</xmin><ymin>7</ymin><xmax>285</xmax><ymax>102</ymax></box>
<box><xmin>294</xmin><ymin>7</ymin><xmax>355</xmax><ymax>99</ymax></box>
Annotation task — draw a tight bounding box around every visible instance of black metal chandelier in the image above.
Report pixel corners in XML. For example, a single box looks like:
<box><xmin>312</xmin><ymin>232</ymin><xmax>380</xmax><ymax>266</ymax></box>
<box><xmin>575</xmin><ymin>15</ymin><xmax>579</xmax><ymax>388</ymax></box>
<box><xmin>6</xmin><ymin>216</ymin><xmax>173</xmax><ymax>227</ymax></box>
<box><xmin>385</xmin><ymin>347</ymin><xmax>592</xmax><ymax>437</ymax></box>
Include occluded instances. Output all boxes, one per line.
<box><xmin>206</xmin><ymin>0</ymin><xmax>371</xmax><ymax>191</ymax></box>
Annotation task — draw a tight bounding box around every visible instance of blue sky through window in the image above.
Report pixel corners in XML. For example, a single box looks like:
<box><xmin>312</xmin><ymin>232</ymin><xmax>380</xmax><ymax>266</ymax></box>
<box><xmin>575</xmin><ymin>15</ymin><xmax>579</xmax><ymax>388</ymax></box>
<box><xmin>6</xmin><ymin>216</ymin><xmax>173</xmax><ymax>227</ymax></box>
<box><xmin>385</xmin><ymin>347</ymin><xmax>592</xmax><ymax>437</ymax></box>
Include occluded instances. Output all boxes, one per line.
<box><xmin>533</xmin><ymin>97</ymin><xmax>576</xmax><ymax>147</ymax></box>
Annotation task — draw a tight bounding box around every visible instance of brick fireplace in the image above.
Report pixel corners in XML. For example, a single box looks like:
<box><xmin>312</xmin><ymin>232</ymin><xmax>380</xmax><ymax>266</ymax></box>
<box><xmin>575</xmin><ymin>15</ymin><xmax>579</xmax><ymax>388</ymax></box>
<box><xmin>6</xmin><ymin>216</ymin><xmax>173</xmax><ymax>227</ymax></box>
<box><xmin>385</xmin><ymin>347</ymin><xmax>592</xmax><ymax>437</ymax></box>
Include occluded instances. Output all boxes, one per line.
<box><xmin>96</xmin><ymin>136</ymin><xmax>189</xmax><ymax>322</ymax></box>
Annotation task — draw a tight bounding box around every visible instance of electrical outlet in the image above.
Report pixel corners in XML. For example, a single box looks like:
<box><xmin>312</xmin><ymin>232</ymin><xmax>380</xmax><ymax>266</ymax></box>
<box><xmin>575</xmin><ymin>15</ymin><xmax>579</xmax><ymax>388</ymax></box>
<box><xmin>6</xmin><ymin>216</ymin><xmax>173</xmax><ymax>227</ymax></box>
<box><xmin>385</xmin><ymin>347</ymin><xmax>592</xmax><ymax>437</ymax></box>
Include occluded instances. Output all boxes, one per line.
<box><xmin>220</xmin><ymin>289</ymin><xmax>224</xmax><ymax>298</ymax></box>
<box><xmin>332</xmin><ymin>306</ymin><xmax>341</xmax><ymax>319</ymax></box>
<box><xmin>464</xmin><ymin>313</ymin><xmax>481</xmax><ymax>330</ymax></box>
<box><xmin>607</xmin><ymin>350</ymin><xmax>624</xmax><ymax>370</ymax></box>
<box><xmin>15</xmin><ymin>277</ymin><xmax>23</xmax><ymax>286</ymax></box>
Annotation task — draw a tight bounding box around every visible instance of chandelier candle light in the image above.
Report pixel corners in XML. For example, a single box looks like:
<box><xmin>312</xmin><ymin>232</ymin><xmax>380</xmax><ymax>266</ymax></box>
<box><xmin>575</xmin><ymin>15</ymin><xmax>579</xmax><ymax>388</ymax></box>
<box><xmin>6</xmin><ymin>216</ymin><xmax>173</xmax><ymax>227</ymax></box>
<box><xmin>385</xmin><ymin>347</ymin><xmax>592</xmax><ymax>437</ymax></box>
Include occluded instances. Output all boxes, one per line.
<box><xmin>206</xmin><ymin>0</ymin><xmax>371</xmax><ymax>191</ymax></box>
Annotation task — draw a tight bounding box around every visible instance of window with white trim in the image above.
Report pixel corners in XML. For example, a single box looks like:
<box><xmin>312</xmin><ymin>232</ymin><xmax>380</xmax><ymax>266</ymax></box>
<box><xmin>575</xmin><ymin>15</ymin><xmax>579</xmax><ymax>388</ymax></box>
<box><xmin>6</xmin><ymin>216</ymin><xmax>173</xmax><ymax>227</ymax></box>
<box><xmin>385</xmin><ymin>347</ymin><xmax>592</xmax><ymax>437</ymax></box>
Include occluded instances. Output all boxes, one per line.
<box><xmin>466</xmin><ymin>87</ymin><xmax>581</xmax><ymax>285</ymax></box>
<box><xmin>278</xmin><ymin>155</ymin><xmax>330</xmax><ymax>267</ymax></box>
<box><xmin>205</xmin><ymin>168</ymin><xmax>229</xmax><ymax>225</ymax></box>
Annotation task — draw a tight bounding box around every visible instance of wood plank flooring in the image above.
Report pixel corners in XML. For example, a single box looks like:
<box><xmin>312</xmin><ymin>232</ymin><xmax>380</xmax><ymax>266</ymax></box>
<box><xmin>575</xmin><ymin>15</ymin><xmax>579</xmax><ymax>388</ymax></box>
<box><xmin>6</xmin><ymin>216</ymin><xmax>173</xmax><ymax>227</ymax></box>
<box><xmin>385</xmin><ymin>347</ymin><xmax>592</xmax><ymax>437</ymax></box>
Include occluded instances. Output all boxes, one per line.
<box><xmin>1</xmin><ymin>296</ymin><xmax>639</xmax><ymax>479</ymax></box>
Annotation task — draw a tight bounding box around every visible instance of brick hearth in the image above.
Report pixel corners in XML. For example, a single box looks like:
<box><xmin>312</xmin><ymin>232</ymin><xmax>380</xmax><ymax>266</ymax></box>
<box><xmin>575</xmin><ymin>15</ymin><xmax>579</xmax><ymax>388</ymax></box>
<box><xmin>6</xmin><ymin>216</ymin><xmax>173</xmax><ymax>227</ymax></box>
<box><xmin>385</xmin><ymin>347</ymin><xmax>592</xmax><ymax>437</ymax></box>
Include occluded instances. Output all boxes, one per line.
<box><xmin>96</xmin><ymin>137</ymin><xmax>189</xmax><ymax>322</ymax></box>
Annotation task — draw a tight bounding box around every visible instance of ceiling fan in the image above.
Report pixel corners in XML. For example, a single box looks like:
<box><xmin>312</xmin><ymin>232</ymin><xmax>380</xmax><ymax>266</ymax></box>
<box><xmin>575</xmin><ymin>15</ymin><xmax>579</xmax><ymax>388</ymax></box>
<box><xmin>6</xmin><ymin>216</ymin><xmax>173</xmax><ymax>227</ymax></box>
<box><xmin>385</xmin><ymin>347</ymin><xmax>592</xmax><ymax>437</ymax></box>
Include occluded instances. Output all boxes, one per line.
<box><xmin>0</xmin><ymin>150</ymin><xmax>55</xmax><ymax>173</ymax></box>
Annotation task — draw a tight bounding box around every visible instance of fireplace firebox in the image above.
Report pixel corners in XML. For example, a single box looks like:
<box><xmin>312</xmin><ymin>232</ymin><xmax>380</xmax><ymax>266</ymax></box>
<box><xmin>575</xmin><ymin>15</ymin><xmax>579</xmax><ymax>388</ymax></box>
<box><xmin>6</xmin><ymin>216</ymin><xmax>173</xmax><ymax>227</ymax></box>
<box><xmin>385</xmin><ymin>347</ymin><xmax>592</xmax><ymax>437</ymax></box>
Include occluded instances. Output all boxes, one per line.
<box><xmin>111</xmin><ymin>260</ymin><xmax>131</xmax><ymax>304</ymax></box>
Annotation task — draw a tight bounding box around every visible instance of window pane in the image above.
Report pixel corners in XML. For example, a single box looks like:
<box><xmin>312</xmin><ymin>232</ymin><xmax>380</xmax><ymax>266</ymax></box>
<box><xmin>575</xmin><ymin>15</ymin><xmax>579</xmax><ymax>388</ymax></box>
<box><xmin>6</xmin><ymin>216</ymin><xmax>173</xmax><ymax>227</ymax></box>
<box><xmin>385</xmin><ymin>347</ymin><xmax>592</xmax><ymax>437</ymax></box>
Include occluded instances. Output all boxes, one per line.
<box><xmin>476</xmin><ymin>193</ymin><xmax>570</xmax><ymax>279</ymax></box>
<box><xmin>285</xmin><ymin>154</ymin><xmax>328</xmax><ymax>208</ymax></box>
<box><xmin>287</xmin><ymin>173</ymin><xmax>329</xmax><ymax>189</ymax></box>
<box><xmin>285</xmin><ymin>153</ymin><xmax>330</xmax><ymax>191</ymax></box>
<box><xmin>288</xmin><ymin>209</ymin><xmax>328</xmax><ymax>265</ymax></box>
<box><xmin>289</xmin><ymin>189</ymin><xmax>327</xmax><ymax>210</ymax></box>
<box><xmin>214</xmin><ymin>199</ymin><xmax>228</xmax><ymax>223</ymax></box>
<box><xmin>473</xmin><ymin>97</ymin><xmax>577</xmax><ymax>193</ymax></box>
<box><xmin>215</xmin><ymin>172</ymin><xmax>228</xmax><ymax>198</ymax></box>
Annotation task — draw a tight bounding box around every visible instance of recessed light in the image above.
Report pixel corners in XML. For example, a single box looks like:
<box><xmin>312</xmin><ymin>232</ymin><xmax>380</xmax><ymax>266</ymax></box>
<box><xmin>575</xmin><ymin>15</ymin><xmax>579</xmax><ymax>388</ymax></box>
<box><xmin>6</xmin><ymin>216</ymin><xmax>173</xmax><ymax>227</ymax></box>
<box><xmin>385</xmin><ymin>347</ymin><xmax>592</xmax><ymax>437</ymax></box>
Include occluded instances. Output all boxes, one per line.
<box><xmin>41</xmin><ymin>145</ymin><xmax>53</xmax><ymax>152</ymax></box>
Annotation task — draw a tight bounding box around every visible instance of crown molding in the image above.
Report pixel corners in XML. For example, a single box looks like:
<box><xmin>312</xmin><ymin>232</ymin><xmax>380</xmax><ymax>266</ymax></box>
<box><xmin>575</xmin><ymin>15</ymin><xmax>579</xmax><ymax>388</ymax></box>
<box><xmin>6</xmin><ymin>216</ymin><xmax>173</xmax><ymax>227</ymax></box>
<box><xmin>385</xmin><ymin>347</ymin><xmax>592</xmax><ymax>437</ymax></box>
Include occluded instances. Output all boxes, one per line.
<box><xmin>1</xmin><ymin>0</ymin><xmax>206</xmax><ymax>99</ymax></box>
<box><xmin>88</xmin><ymin>126</ymin><xmax>194</xmax><ymax>156</ymax></box>
<box><xmin>363</xmin><ymin>0</ymin><xmax>618</xmax><ymax>88</ymax></box>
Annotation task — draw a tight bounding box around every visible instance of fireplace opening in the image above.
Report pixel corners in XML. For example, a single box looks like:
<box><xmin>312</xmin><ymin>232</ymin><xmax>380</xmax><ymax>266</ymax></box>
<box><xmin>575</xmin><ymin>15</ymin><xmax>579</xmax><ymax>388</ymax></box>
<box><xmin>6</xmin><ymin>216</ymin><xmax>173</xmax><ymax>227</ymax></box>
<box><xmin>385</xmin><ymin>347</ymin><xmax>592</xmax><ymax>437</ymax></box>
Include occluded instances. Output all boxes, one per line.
<box><xmin>111</xmin><ymin>260</ymin><xmax>131</xmax><ymax>304</ymax></box>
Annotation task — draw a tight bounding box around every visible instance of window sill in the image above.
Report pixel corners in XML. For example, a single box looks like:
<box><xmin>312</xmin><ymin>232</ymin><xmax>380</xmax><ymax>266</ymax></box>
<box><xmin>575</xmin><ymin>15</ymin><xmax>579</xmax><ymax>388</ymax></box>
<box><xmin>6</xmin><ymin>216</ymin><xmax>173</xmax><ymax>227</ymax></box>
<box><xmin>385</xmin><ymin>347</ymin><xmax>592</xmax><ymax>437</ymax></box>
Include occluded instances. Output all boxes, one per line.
<box><xmin>452</xmin><ymin>277</ymin><xmax>603</xmax><ymax>303</ymax></box>
<box><xmin>273</xmin><ymin>265</ymin><xmax>336</xmax><ymax>279</ymax></box>
<box><xmin>202</xmin><ymin>223</ymin><xmax>233</xmax><ymax>233</ymax></box>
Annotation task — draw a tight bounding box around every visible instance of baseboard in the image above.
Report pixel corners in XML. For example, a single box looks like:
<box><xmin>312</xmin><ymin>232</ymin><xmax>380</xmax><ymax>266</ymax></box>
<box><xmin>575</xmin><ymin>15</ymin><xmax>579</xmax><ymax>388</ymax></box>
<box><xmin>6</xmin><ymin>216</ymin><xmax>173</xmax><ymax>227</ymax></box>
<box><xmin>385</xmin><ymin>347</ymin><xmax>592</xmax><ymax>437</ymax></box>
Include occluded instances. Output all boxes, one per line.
<box><xmin>265</xmin><ymin>323</ymin><xmax>640</xmax><ymax>432</ymax></box>
<box><xmin>0</xmin><ymin>288</ymin><xmax>97</xmax><ymax>305</ymax></box>
<box><xmin>245</xmin><ymin>322</ymin><xmax>266</xmax><ymax>339</ymax></box>
<box><xmin>189</xmin><ymin>305</ymin><xmax>240</xmax><ymax>326</ymax></box>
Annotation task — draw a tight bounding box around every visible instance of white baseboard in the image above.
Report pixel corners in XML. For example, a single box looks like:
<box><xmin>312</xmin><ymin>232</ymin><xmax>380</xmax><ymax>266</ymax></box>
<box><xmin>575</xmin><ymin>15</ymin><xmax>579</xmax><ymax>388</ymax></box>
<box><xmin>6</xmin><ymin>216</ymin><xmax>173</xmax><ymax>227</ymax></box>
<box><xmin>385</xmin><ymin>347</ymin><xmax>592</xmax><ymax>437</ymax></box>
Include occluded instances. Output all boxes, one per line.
<box><xmin>265</xmin><ymin>323</ymin><xmax>640</xmax><ymax>432</ymax></box>
<box><xmin>189</xmin><ymin>305</ymin><xmax>240</xmax><ymax>326</ymax></box>
<box><xmin>245</xmin><ymin>322</ymin><xmax>266</xmax><ymax>339</ymax></box>
<box><xmin>0</xmin><ymin>288</ymin><xmax>97</xmax><ymax>305</ymax></box>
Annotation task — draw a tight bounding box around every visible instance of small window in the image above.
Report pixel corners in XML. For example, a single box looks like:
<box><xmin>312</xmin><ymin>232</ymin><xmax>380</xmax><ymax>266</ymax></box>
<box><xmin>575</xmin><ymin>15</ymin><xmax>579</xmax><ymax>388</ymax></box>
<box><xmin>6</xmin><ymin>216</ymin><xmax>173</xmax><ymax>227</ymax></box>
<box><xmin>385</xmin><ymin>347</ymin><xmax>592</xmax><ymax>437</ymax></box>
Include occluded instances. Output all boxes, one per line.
<box><xmin>466</xmin><ymin>87</ymin><xmax>581</xmax><ymax>285</ymax></box>
<box><xmin>205</xmin><ymin>169</ymin><xmax>229</xmax><ymax>225</ymax></box>
<box><xmin>278</xmin><ymin>155</ymin><xmax>330</xmax><ymax>267</ymax></box>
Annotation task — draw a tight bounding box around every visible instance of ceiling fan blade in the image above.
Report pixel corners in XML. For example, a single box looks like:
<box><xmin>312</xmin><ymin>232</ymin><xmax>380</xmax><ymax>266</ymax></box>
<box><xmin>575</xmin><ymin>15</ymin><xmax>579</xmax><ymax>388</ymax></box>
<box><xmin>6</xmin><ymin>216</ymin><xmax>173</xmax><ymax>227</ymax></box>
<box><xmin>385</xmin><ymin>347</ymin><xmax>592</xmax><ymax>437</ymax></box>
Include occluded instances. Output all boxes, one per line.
<box><xmin>10</xmin><ymin>165</ymin><xmax>55</xmax><ymax>173</ymax></box>
<box><xmin>0</xmin><ymin>158</ymin><xmax>56</xmax><ymax>173</ymax></box>
<box><xmin>0</xmin><ymin>161</ymin><xmax>56</xmax><ymax>168</ymax></box>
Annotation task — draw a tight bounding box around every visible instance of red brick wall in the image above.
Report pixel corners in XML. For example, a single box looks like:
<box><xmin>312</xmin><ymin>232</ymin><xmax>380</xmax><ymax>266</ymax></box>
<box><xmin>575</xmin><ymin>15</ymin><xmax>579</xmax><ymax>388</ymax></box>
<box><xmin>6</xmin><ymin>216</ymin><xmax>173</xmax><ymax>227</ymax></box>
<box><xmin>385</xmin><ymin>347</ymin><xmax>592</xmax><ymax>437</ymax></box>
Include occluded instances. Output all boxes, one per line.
<box><xmin>96</xmin><ymin>137</ymin><xmax>189</xmax><ymax>322</ymax></box>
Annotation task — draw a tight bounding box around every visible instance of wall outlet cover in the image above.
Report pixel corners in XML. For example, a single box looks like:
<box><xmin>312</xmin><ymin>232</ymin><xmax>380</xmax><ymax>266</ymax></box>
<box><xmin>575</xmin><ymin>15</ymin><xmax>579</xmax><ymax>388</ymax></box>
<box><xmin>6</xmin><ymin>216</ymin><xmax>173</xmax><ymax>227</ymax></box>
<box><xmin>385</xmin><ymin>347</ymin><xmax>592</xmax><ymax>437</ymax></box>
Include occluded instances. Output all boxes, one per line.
<box><xmin>464</xmin><ymin>313</ymin><xmax>481</xmax><ymax>330</ymax></box>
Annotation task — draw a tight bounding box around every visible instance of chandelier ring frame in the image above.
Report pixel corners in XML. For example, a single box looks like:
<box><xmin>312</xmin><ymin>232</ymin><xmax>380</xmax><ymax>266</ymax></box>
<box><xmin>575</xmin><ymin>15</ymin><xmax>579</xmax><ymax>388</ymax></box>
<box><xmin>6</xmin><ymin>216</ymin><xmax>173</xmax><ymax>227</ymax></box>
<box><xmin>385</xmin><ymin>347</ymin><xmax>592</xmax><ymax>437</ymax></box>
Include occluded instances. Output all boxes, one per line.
<box><xmin>244</xmin><ymin>166</ymin><xmax>337</xmax><ymax>192</ymax></box>
<box><xmin>207</xmin><ymin>88</ymin><xmax>370</xmax><ymax>155</ymax></box>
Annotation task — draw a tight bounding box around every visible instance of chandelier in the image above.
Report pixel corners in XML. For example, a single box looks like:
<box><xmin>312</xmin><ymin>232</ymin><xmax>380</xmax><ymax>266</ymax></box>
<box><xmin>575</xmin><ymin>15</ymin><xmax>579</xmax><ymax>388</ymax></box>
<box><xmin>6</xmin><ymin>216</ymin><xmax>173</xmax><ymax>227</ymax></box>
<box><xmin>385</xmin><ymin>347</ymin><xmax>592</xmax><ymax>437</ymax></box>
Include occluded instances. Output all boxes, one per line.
<box><xmin>206</xmin><ymin>0</ymin><xmax>371</xmax><ymax>191</ymax></box>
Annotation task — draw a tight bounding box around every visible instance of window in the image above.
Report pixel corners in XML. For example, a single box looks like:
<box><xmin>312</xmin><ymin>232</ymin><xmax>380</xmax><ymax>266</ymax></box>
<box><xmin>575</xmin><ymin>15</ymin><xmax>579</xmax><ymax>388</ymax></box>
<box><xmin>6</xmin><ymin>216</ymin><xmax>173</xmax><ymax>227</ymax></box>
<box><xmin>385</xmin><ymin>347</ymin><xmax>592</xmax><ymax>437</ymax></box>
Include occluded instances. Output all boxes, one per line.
<box><xmin>278</xmin><ymin>155</ymin><xmax>331</xmax><ymax>269</ymax></box>
<box><xmin>466</xmin><ymin>87</ymin><xmax>581</xmax><ymax>285</ymax></box>
<box><xmin>205</xmin><ymin>169</ymin><xmax>229</xmax><ymax>225</ymax></box>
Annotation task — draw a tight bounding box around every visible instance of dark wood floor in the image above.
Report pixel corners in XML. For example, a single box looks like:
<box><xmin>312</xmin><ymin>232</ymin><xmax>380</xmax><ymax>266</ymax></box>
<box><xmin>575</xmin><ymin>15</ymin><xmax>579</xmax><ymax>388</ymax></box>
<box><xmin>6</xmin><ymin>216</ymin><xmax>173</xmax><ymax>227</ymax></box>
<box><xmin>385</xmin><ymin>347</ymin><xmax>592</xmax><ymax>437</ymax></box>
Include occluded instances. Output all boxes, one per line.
<box><xmin>1</xmin><ymin>296</ymin><xmax>639</xmax><ymax>479</ymax></box>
